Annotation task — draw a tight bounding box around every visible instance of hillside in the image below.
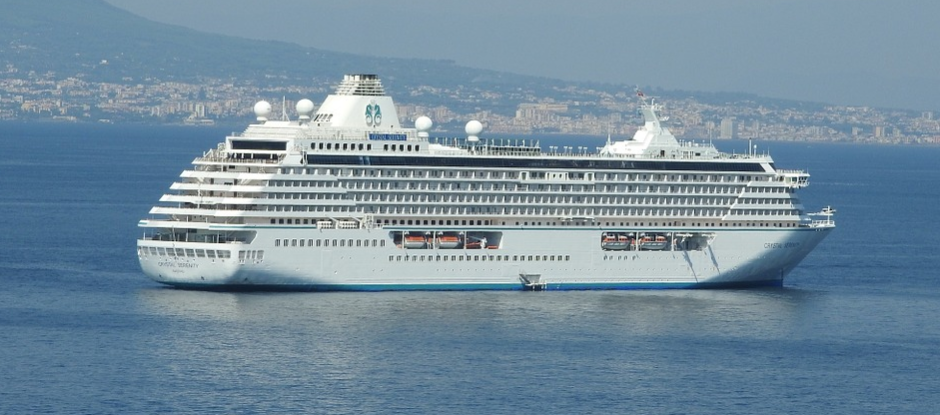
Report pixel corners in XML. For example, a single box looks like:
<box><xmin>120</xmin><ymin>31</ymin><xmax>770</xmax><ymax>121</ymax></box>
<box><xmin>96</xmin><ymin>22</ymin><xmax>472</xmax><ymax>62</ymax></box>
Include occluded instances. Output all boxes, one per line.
<box><xmin>0</xmin><ymin>0</ymin><xmax>565</xmax><ymax>97</ymax></box>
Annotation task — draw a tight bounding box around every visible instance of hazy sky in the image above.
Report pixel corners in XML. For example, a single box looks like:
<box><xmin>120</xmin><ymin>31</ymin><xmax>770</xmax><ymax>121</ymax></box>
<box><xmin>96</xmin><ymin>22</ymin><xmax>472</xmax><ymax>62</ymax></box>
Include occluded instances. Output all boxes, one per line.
<box><xmin>104</xmin><ymin>0</ymin><xmax>939</xmax><ymax>110</ymax></box>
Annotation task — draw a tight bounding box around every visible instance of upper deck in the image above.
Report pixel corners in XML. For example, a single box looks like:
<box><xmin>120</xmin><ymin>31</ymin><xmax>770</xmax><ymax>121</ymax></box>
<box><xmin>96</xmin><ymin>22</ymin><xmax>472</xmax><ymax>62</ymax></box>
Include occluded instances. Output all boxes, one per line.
<box><xmin>218</xmin><ymin>75</ymin><xmax>784</xmax><ymax>175</ymax></box>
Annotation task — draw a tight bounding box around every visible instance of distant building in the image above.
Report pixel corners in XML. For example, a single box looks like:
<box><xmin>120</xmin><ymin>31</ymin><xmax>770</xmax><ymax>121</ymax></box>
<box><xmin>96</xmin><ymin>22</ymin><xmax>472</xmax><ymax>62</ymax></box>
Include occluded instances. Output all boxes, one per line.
<box><xmin>516</xmin><ymin>103</ymin><xmax>568</xmax><ymax>121</ymax></box>
<box><xmin>719</xmin><ymin>117</ymin><xmax>736</xmax><ymax>139</ymax></box>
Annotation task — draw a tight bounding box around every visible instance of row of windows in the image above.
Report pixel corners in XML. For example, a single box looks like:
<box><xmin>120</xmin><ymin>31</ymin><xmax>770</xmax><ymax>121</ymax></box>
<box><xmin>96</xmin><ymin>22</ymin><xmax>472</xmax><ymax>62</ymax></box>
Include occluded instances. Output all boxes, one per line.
<box><xmin>361</xmin><ymin>207</ymin><xmax>789</xmax><ymax>218</ymax></box>
<box><xmin>269</xmin><ymin>180</ymin><xmax>339</xmax><ymax>188</ymax></box>
<box><xmin>389</xmin><ymin>254</ymin><xmax>571</xmax><ymax>262</ymax></box>
<box><xmin>268</xmin><ymin>218</ymin><xmax>491</xmax><ymax>227</ymax></box>
<box><xmin>270</xmin><ymin>181</ymin><xmax>783</xmax><ymax>197</ymax></box>
<box><xmin>350</xmin><ymin>193</ymin><xmax>742</xmax><ymax>206</ymax></box>
<box><xmin>336</xmin><ymin>181</ymin><xmax>772</xmax><ymax>197</ymax></box>
<box><xmin>233</xmin><ymin>179</ymin><xmax>789</xmax><ymax>201</ymax></box>
<box><xmin>315</xmin><ymin>142</ymin><xmax>373</xmax><ymax>151</ymax></box>
<box><xmin>304</xmin><ymin>155</ymin><xmax>766</xmax><ymax>172</ymax></box>
<box><xmin>237</xmin><ymin>250</ymin><xmax>265</xmax><ymax>262</ymax></box>
<box><xmin>262</xmin><ymin>217</ymin><xmax>799</xmax><ymax>232</ymax></box>
<box><xmin>173</xmin><ymin>198</ymin><xmax>798</xmax><ymax>219</ymax></box>
<box><xmin>254</xmin><ymin>187</ymin><xmax>790</xmax><ymax>206</ymax></box>
<box><xmin>192</xmin><ymin>169</ymin><xmax>790</xmax><ymax>200</ymax></box>
<box><xmin>274</xmin><ymin>238</ymin><xmax>388</xmax><ymax>248</ymax></box>
<box><xmin>268</xmin><ymin>167</ymin><xmax>767</xmax><ymax>184</ymax></box>
<box><xmin>312</xmin><ymin>142</ymin><xmax>422</xmax><ymax>153</ymax></box>
<box><xmin>138</xmin><ymin>246</ymin><xmax>233</xmax><ymax>259</ymax></box>
<box><xmin>376</xmin><ymin>219</ymin><xmax>490</xmax><ymax>226</ymax></box>
<box><xmin>255</xmin><ymin>191</ymin><xmax>792</xmax><ymax>210</ymax></box>
<box><xmin>271</xmin><ymin>218</ymin><xmax>315</xmax><ymax>225</ymax></box>
<box><xmin>175</xmin><ymin>197</ymin><xmax>799</xmax><ymax>218</ymax></box>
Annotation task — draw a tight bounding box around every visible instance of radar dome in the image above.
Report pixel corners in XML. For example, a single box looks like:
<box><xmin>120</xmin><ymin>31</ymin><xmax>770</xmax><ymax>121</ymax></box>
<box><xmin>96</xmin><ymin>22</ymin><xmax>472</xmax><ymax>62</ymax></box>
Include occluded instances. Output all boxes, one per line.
<box><xmin>296</xmin><ymin>99</ymin><xmax>315</xmax><ymax>122</ymax></box>
<box><xmin>415</xmin><ymin>116</ymin><xmax>433</xmax><ymax>138</ymax></box>
<box><xmin>465</xmin><ymin>120</ymin><xmax>483</xmax><ymax>142</ymax></box>
<box><xmin>254</xmin><ymin>100</ymin><xmax>272</xmax><ymax>122</ymax></box>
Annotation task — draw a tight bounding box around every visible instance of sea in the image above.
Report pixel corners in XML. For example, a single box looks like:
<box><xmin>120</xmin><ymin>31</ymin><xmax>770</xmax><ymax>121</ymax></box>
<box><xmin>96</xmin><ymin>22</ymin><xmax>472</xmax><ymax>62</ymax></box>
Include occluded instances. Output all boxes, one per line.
<box><xmin>1</xmin><ymin>122</ymin><xmax>939</xmax><ymax>414</ymax></box>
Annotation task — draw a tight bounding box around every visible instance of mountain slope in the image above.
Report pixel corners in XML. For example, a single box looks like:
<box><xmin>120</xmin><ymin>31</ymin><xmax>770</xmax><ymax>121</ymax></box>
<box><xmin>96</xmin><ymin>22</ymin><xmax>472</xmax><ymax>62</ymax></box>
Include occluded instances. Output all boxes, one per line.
<box><xmin>0</xmin><ymin>0</ymin><xmax>563</xmax><ymax>96</ymax></box>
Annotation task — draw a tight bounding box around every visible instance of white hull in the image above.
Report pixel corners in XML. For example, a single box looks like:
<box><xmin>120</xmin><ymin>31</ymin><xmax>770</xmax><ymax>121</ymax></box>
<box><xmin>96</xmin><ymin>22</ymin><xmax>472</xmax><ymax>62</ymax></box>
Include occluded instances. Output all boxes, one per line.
<box><xmin>138</xmin><ymin>226</ymin><xmax>831</xmax><ymax>290</ymax></box>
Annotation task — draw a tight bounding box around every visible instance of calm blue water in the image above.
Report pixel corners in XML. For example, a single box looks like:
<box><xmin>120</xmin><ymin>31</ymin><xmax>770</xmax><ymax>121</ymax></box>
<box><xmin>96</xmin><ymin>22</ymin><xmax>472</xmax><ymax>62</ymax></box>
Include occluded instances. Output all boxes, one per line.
<box><xmin>2</xmin><ymin>123</ymin><xmax>939</xmax><ymax>414</ymax></box>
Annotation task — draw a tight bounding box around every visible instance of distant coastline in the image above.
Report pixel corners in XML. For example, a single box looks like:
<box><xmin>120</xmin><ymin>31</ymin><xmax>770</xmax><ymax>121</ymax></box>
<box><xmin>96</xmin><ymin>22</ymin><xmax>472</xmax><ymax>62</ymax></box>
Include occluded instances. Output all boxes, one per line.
<box><xmin>2</xmin><ymin>119</ymin><xmax>936</xmax><ymax>147</ymax></box>
<box><xmin>3</xmin><ymin>1</ymin><xmax>937</xmax><ymax>145</ymax></box>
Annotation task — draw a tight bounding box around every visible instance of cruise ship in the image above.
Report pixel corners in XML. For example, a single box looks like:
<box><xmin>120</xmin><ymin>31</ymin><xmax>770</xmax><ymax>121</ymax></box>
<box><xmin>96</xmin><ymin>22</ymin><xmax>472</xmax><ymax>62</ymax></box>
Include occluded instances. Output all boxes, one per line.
<box><xmin>137</xmin><ymin>74</ymin><xmax>835</xmax><ymax>290</ymax></box>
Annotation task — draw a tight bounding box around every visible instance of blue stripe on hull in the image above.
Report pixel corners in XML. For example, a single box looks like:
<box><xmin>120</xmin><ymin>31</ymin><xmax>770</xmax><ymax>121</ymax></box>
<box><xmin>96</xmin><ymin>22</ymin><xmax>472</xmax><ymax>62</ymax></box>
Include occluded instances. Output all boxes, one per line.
<box><xmin>156</xmin><ymin>279</ymin><xmax>784</xmax><ymax>292</ymax></box>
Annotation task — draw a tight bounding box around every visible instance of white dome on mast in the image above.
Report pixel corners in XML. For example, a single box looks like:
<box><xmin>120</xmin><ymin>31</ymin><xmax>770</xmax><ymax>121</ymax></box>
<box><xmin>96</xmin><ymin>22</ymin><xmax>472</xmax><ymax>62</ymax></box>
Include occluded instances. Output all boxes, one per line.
<box><xmin>415</xmin><ymin>116</ymin><xmax>433</xmax><ymax>138</ymax></box>
<box><xmin>296</xmin><ymin>99</ymin><xmax>315</xmax><ymax>123</ymax></box>
<box><xmin>253</xmin><ymin>100</ymin><xmax>272</xmax><ymax>123</ymax></box>
<box><xmin>465</xmin><ymin>120</ymin><xmax>483</xmax><ymax>142</ymax></box>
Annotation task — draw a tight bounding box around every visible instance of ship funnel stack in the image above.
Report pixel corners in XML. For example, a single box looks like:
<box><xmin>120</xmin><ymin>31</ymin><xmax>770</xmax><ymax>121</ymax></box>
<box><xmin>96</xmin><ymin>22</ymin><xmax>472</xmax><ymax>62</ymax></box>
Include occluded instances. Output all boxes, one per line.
<box><xmin>313</xmin><ymin>74</ymin><xmax>402</xmax><ymax>129</ymax></box>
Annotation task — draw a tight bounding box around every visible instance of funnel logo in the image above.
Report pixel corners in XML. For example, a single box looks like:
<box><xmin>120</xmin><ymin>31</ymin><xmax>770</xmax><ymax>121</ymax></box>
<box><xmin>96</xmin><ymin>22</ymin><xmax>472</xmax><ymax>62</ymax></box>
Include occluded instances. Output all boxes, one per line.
<box><xmin>365</xmin><ymin>103</ymin><xmax>382</xmax><ymax>127</ymax></box>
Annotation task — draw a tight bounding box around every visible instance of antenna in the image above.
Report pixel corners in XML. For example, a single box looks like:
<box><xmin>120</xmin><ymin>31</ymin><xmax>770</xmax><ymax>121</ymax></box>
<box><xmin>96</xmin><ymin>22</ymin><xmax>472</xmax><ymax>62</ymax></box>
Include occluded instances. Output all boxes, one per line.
<box><xmin>280</xmin><ymin>96</ymin><xmax>289</xmax><ymax>121</ymax></box>
<box><xmin>634</xmin><ymin>86</ymin><xmax>646</xmax><ymax>104</ymax></box>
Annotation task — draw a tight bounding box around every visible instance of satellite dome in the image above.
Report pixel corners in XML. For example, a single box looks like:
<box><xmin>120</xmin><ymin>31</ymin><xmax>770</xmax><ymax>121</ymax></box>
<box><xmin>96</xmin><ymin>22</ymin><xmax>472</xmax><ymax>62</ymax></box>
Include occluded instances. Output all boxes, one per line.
<box><xmin>254</xmin><ymin>100</ymin><xmax>272</xmax><ymax>122</ymax></box>
<box><xmin>296</xmin><ymin>99</ymin><xmax>315</xmax><ymax>122</ymax></box>
<box><xmin>415</xmin><ymin>116</ymin><xmax>433</xmax><ymax>138</ymax></box>
<box><xmin>465</xmin><ymin>120</ymin><xmax>483</xmax><ymax>142</ymax></box>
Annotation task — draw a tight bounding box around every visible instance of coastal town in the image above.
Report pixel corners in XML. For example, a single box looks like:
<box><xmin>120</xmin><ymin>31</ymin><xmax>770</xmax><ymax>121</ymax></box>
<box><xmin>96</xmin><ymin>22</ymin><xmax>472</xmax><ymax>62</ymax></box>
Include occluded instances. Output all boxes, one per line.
<box><xmin>2</xmin><ymin>66</ymin><xmax>938</xmax><ymax>145</ymax></box>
